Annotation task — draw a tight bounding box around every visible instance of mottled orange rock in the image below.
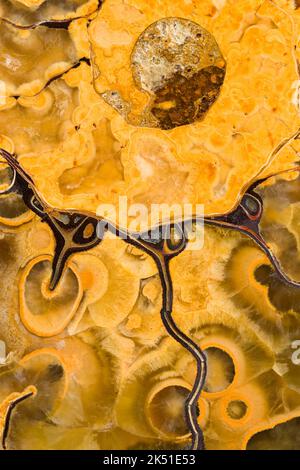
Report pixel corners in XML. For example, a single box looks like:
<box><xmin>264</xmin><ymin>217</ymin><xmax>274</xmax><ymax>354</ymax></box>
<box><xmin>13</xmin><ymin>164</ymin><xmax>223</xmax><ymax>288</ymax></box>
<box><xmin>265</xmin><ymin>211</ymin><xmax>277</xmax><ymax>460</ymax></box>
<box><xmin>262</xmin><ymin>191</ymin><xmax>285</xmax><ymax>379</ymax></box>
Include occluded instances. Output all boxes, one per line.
<box><xmin>0</xmin><ymin>0</ymin><xmax>300</xmax><ymax>451</ymax></box>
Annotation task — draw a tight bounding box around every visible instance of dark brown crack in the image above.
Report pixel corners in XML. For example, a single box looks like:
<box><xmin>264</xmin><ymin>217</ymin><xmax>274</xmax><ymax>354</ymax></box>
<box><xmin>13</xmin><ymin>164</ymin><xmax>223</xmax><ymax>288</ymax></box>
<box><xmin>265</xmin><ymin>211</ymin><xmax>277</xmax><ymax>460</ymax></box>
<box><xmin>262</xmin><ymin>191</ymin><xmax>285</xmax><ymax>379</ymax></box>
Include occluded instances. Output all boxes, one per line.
<box><xmin>11</xmin><ymin>57</ymin><xmax>91</xmax><ymax>100</ymax></box>
<box><xmin>0</xmin><ymin>1</ymin><xmax>103</xmax><ymax>30</ymax></box>
<box><xmin>0</xmin><ymin>12</ymin><xmax>93</xmax><ymax>100</ymax></box>
<box><xmin>151</xmin><ymin>66</ymin><xmax>226</xmax><ymax>130</ymax></box>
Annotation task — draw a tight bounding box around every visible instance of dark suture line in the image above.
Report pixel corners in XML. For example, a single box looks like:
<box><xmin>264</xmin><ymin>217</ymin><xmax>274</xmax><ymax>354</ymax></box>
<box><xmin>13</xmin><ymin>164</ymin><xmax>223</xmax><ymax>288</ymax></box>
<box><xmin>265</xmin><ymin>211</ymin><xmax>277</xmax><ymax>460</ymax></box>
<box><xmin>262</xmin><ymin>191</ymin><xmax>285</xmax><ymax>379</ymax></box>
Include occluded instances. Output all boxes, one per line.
<box><xmin>2</xmin><ymin>150</ymin><xmax>300</xmax><ymax>450</ymax></box>
<box><xmin>0</xmin><ymin>150</ymin><xmax>208</xmax><ymax>450</ymax></box>
<box><xmin>203</xmin><ymin>186</ymin><xmax>300</xmax><ymax>289</ymax></box>
<box><xmin>1</xmin><ymin>390</ymin><xmax>35</xmax><ymax>450</ymax></box>
<box><xmin>120</xmin><ymin>226</ymin><xmax>207</xmax><ymax>449</ymax></box>
<box><xmin>0</xmin><ymin>0</ymin><xmax>103</xmax><ymax>30</ymax></box>
<box><xmin>11</xmin><ymin>57</ymin><xmax>91</xmax><ymax>100</ymax></box>
<box><xmin>204</xmin><ymin>218</ymin><xmax>300</xmax><ymax>289</ymax></box>
<box><xmin>0</xmin><ymin>1</ymin><xmax>97</xmax><ymax>100</ymax></box>
<box><xmin>157</xmin><ymin>256</ymin><xmax>207</xmax><ymax>450</ymax></box>
<box><xmin>1</xmin><ymin>14</ymin><xmax>300</xmax><ymax>442</ymax></box>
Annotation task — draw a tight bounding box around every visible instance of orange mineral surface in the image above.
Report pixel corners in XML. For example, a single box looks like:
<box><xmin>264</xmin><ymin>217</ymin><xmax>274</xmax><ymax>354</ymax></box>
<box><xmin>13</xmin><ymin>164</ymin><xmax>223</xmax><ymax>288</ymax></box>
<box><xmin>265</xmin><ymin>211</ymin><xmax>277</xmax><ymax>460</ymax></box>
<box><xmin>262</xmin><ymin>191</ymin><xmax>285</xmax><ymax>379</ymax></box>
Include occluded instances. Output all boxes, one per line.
<box><xmin>1</xmin><ymin>0</ymin><xmax>300</xmax><ymax>451</ymax></box>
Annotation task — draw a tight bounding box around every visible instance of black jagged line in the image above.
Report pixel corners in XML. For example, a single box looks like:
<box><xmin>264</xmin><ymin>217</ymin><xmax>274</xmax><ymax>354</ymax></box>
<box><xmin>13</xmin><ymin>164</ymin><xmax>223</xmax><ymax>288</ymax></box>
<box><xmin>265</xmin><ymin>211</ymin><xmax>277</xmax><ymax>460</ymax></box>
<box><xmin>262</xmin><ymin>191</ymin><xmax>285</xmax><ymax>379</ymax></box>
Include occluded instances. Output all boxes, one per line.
<box><xmin>3</xmin><ymin>150</ymin><xmax>300</xmax><ymax>450</ymax></box>
<box><xmin>11</xmin><ymin>57</ymin><xmax>91</xmax><ymax>100</ymax></box>
<box><xmin>105</xmin><ymin>225</ymin><xmax>207</xmax><ymax>449</ymax></box>
<box><xmin>1</xmin><ymin>391</ymin><xmax>35</xmax><ymax>450</ymax></box>
<box><xmin>156</xmin><ymin>256</ymin><xmax>207</xmax><ymax>450</ymax></box>
<box><xmin>1</xmin><ymin>0</ymin><xmax>97</xmax><ymax>101</ymax></box>
<box><xmin>0</xmin><ymin>0</ymin><xmax>103</xmax><ymax>30</ymax></box>
<box><xmin>23</xmin><ymin>202</ymin><xmax>208</xmax><ymax>449</ymax></box>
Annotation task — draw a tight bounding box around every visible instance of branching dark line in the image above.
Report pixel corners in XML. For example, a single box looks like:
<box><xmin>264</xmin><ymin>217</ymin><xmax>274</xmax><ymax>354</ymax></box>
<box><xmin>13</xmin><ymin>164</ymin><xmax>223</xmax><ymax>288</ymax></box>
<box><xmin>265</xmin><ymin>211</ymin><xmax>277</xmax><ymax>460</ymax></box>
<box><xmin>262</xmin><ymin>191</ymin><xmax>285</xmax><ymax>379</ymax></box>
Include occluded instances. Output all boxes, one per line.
<box><xmin>2</xmin><ymin>150</ymin><xmax>300</xmax><ymax>451</ymax></box>
<box><xmin>203</xmin><ymin>218</ymin><xmax>300</xmax><ymax>289</ymax></box>
<box><xmin>110</xmin><ymin>231</ymin><xmax>208</xmax><ymax>449</ymax></box>
<box><xmin>156</xmin><ymin>256</ymin><xmax>207</xmax><ymax>450</ymax></box>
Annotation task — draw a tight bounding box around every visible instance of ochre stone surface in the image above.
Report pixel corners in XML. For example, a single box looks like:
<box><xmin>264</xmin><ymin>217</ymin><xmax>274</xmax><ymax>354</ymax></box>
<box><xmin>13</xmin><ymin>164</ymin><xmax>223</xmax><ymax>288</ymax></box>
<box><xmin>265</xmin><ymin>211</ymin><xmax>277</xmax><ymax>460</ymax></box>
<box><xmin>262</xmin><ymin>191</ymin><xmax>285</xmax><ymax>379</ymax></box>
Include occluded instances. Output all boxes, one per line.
<box><xmin>1</xmin><ymin>0</ymin><xmax>300</xmax><ymax>451</ymax></box>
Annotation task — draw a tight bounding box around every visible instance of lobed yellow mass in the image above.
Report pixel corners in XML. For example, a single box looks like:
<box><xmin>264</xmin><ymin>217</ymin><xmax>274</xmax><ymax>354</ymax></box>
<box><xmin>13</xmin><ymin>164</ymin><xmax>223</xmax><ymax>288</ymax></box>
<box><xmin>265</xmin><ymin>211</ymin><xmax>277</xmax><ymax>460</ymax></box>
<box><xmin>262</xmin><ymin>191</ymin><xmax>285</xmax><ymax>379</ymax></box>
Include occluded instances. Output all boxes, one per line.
<box><xmin>1</xmin><ymin>0</ymin><xmax>300</xmax><ymax>451</ymax></box>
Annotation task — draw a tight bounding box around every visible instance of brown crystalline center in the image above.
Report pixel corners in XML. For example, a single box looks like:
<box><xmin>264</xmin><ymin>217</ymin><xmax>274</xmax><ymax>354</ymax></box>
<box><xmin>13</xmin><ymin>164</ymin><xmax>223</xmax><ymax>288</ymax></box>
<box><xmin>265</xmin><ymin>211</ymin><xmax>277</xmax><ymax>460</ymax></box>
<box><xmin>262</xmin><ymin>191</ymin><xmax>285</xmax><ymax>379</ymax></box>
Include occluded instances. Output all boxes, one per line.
<box><xmin>131</xmin><ymin>17</ymin><xmax>226</xmax><ymax>130</ymax></box>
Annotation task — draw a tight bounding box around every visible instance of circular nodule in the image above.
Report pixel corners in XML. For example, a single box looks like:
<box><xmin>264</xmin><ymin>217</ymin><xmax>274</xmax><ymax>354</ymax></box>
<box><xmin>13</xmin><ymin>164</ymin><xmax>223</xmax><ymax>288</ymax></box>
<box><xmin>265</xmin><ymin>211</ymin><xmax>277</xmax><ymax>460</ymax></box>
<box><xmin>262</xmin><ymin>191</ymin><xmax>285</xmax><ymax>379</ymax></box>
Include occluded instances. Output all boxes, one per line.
<box><xmin>227</xmin><ymin>400</ymin><xmax>248</xmax><ymax>420</ymax></box>
<box><xmin>131</xmin><ymin>17</ymin><xmax>226</xmax><ymax>130</ymax></box>
<box><xmin>147</xmin><ymin>385</ymin><xmax>190</xmax><ymax>438</ymax></box>
<box><xmin>19</xmin><ymin>256</ymin><xmax>82</xmax><ymax>337</ymax></box>
<box><xmin>203</xmin><ymin>347</ymin><xmax>235</xmax><ymax>393</ymax></box>
<box><xmin>242</xmin><ymin>194</ymin><xmax>261</xmax><ymax>216</ymax></box>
